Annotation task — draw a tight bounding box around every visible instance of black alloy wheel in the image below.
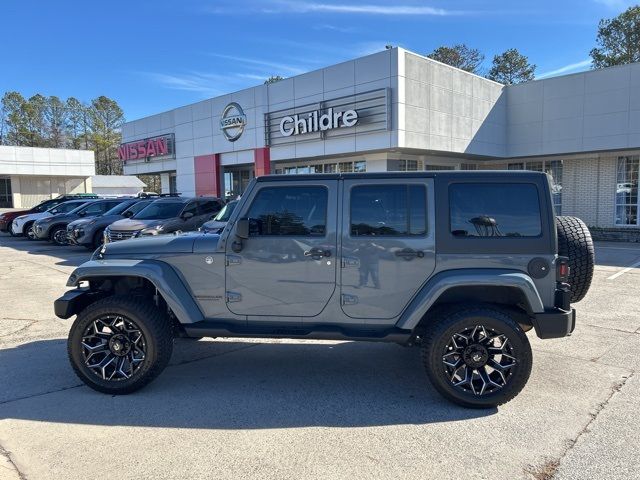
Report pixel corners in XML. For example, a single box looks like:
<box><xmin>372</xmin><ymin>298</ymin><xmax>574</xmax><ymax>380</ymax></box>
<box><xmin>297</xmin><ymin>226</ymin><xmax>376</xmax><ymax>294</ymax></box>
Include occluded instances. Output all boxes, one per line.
<box><xmin>422</xmin><ymin>305</ymin><xmax>532</xmax><ymax>408</ymax></box>
<box><xmin>68</xmin><ymin>296</ymin><xmax>173</xmax><ymax>394</ymax></box>
<box><xmin>50</xmin><ymin>226</ymin><xmax>68</xmax><ymax>246</ymax></box>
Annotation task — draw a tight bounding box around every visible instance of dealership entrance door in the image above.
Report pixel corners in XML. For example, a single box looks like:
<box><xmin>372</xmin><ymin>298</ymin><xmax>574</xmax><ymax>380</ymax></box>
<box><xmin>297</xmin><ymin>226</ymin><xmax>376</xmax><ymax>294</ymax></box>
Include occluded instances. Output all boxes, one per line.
<box><xmin>223</xmin><ymin>166</ymin><xmax>254</xmax><ymax>200</ymax></box>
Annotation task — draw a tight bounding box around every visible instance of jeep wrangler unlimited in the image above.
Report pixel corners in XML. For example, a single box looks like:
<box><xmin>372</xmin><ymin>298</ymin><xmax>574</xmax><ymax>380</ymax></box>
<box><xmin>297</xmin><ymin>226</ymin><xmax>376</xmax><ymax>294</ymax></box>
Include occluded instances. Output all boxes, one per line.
<box><xmin>55</xmin><ymin>171</ymin><xmax>594</xmax><ymax>408</ymax></box>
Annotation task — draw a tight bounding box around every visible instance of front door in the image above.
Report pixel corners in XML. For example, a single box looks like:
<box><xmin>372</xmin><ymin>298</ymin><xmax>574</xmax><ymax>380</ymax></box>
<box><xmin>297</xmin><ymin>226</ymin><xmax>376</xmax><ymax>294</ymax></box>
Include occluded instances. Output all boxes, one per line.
<box><xmin>225</xmin><ymin>180</ymin><xmax>338</xmax><ymax>317</ymax></box>
<box><xmin>340</xmin><ymin>179</ymin><xmax>436</xmax><ymax>321</ymax></box>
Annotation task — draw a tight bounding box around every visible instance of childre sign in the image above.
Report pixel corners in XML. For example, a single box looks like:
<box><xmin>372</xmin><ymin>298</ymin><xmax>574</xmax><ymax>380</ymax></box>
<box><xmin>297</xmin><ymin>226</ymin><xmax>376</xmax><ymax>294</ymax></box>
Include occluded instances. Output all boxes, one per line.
<box><xmin>279</xmin><ymin>108</ymin><xmax>358</xmax><ymax>137</ymax></box>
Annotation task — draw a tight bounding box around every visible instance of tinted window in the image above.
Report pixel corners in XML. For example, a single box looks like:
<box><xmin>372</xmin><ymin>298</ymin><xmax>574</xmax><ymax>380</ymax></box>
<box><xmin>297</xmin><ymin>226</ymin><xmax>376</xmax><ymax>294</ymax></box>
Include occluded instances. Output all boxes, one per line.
<box><xmin>79</xmin><ymin>202</ymin><xmax>108</xmax><ymax>216</ymax></box>
<box><xmin>199</xmin><ymin>200</ymin><xmax>221</xmax><ymax>215</ymax></box>
<box><xmin>123</xmin><ymin>200</ymin><xmax>152</xmax><ymax>216</ymax></box>
<box><xmin>133</xmin><ymin>202</ymin><xmax>184</xmax><ymax>220</ymax></box>
<box><xmin>104</xmin><ymin>200</ymin><xmax>137</xmax><ymax>216</ymax></box>
<box><xmin>49</xmin><ymin>201</ymin><xmax>85</xmax><ymax>214</ymax></box>
<box><xmin>182</xmin><ymin>202</ymin><xmax>198</xmax><ymax>217</ymax></box>
<box><xmin>246</xmin><ymin>187</ymin><xmax>327</xmax><ymax>236</ymax></box>
<box><xmin>351</xmin><ymin>185</ymin><xmax>426</xmax><ymax>236</ymax></box>
<box><xmin>449</xmin><ymin>183</ymin><xmax>542</xmax><ymax>237</ymax></box>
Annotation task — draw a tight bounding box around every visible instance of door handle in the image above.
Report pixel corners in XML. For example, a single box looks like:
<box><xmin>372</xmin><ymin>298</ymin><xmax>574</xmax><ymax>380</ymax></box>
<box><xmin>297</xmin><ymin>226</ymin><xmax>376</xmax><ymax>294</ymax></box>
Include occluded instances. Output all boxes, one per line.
<box><xmin>304</xmin><ymin>248</ymin><xmax>331</xmax><ymax>259</ymax></box>
<box><xmin>395</xmin><ymin>248</ymin><xmax>424</xmax><ymax>260</ymax></box>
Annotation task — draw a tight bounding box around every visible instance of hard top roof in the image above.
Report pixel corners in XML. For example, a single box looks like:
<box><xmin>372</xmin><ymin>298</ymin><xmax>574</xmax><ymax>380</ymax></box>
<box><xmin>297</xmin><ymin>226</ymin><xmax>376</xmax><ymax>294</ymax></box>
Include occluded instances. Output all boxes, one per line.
<box><xmin>255</xmin><ymin>170</ymin><xmax>549</xmax><ymax>182</ymax></box>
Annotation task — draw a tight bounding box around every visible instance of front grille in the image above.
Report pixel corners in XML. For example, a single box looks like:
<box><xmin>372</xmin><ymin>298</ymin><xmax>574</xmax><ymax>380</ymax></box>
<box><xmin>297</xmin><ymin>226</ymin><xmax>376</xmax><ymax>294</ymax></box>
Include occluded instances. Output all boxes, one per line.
<box><xmin>107</xmin><ymin>229</ymin><xmax>137</xmax><ymax>242</ymax></box>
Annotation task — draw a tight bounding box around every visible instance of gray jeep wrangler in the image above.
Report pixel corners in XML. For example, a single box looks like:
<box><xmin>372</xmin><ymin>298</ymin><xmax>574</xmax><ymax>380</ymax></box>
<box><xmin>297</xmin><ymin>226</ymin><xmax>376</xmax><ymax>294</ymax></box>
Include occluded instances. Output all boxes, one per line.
<box><xmin>55</xmin><ymin>171</ymin><xmax>594</xmax><ymax>408</ymax></box>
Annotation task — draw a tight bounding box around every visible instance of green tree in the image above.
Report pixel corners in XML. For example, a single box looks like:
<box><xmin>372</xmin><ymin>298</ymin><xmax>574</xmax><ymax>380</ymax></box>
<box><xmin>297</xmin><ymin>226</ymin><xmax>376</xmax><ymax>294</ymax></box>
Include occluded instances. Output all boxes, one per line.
<box><xmin>44</xmin><ymin>96</ymin><xmax>68</xmax><ymax>148</ymax></box>
<box><xmin>591</xmin><ymin>5</ymin><xmax>640</xmax><ymax>68</ymax></box>
<box><xmin>89</xmin><ymin>96</ymin><xmax>125</xmax><ymax>175</ymax></box>
<box><xmin>486</xmin><ymin>48</ymin><xmax>536</xmax><ymax>84</ymax></box>
<box><xmin>427</xmin><ymin>44</ymin><xmax>484</xmax><ymax>73</ymax></box>
<box><xmin>265</xmin><ymin>75</ymin><xmax>285</xmax><ymax>84</ymax></box>
<box><xmin>66</xmin><ymin>97</ymin><xmax>91</xmax><ymax>149</ymax></box>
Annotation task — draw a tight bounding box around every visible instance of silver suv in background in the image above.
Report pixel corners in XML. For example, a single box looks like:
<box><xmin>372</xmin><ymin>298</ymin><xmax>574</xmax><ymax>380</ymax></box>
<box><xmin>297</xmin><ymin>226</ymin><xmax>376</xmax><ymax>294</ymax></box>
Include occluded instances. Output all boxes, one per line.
<box><xmin>104</xmin><ymin>196</ymin><xmax>223</xmax><ymax>243</ymax></box>
<box><xmin>67</xmin><ymin>198</ymin><xmax>155</xmax><ymax>249</ymax></box>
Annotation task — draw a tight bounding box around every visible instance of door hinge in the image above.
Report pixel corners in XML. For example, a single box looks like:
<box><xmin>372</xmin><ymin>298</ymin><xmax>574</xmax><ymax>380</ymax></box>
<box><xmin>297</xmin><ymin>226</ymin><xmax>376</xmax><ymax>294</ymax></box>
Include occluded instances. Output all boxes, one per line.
<box><xmin>225</xmin><ymin>255</ymin><xmax>242</xmax><ymax>266</ymax></box>
<box><xmin>341</xmin><ymin>256</ymin><xmax>360</xmax><ymax>268</ymax></box>
<box><xmin>341</xmin><ymin>294</ymin><xmax>359</xmax><ymax>305</ymax></box>
<box><xmin>226</xmin><ymin>291</ymin><xmax>242</xmax><ymax>303</ymax></box>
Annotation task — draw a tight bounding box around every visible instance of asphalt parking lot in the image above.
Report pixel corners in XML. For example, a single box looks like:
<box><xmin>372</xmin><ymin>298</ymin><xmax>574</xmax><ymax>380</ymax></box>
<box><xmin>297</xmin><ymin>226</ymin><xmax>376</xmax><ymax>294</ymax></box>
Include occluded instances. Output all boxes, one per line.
<box><xmin>0</xmin><ymin>230</ymin><xmax>639</xmax><ymax>480</ymax></box>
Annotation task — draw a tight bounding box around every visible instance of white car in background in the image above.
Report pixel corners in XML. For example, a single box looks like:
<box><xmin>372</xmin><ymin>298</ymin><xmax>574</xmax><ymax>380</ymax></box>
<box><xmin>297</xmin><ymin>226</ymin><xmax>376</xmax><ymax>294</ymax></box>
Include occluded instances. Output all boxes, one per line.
<box><xmin>11</xmin><ymin>199</ymin><xmax>93</xmax><ymax>238</ymax></box>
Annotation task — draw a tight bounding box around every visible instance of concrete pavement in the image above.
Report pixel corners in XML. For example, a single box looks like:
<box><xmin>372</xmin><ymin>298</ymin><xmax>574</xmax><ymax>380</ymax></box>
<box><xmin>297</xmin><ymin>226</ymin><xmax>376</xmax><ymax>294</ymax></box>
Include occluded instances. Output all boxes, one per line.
<box><xmin>0</xmin><ymin>234</ymin><xmax>639</xmax><ymax>480</ymax></box>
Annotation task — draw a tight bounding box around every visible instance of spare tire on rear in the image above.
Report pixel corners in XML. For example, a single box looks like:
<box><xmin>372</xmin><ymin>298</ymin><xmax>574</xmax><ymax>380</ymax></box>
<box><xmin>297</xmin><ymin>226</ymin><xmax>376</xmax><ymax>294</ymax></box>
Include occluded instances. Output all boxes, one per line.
<box><xmin>556</xmin><ymin>216</ymin><xmax>594</xmax><ymax>303</ymax></box>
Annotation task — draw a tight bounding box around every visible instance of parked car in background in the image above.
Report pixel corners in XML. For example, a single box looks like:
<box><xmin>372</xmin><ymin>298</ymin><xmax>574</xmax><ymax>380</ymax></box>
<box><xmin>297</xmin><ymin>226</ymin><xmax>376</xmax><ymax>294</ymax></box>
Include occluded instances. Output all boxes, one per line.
<box><xmin>33</xmin><ymin>199</ymin><xmax>128</xmax><ymax>245</ymax></box>
<box><xmin>11</xmin><ymin>199</ymin><xmax>96</xmax><ymax>239</ymax></box>
<box><xmin>67</xmin><ymin>198</ymin><xmax>156</xmax><ymax>249</ymax></box>
<box><xmin>199</xmin><ymin>200</ymin><xmax>238</xmax><ymax>234</ymax></box>
<box><xmin>105</xmin><ymin>197</ymin><xmax>223</xmax><ymax>243</ymax></box>
<box><xmin>0</xmin><ymin>193</ymin><xmax>98</xmax><ymax>235</ymax></box>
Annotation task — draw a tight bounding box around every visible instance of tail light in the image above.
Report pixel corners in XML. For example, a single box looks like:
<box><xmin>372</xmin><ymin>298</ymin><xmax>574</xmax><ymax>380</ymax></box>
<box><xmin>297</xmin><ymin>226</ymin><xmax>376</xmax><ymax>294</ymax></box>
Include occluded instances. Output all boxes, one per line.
<box><xmin>556</xmin><ymin>256</ymin><xmax>570</xmax><ymax>283</ymax></box>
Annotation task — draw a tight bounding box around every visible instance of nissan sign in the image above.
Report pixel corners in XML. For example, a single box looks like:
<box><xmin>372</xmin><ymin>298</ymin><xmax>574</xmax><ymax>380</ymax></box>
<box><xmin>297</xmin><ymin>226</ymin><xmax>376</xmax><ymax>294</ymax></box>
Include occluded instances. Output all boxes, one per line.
<box><xmin>220</xmin><ymin>102</ymin><xmax>247</xmax><ymax>141</ymax></box>
<box><xmin>118</xmin><ymin>134</ymin><xmax>175</xmax><ymax>162</ymax></box>
<box><xmin>280</xmin><ymin>108</ymin><xmax>358</xmax><ymax>137</ymax></box>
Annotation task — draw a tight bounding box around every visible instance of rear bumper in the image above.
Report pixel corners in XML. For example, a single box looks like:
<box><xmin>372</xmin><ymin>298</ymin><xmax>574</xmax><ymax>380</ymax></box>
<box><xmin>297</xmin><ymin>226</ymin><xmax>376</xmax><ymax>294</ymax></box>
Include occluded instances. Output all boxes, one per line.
<box><xmin>0</xmin><ymin>219</ymin><xmax>9</xmax><ymax>232</ymax></box>
<box><xmin>532</xmin><ymin>307</ymin><xmax>576</xmax><ymax>339</ymax></box>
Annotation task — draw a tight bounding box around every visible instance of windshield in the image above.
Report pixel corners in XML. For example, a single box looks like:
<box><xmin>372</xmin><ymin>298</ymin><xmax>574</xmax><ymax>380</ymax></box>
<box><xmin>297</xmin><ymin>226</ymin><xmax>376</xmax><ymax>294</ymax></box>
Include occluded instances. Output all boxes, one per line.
<box><xmin>47</xmin><ymin>201</ymin><xmax>85</xmax><ymax>215</ymax></box>
<box><xmin>213</xmin><ymin>201</ymin><xmax>238</xmax><ymax>222</ymax></box>
<box><xmin>133</xmin><ymin>202</ymin><xmax>184</xmax><ymax>220</ymax></box>
<box><xmin>104</xmin><ymin>200</ymin><xmax>137</xmax><ymax>216</ymax></box>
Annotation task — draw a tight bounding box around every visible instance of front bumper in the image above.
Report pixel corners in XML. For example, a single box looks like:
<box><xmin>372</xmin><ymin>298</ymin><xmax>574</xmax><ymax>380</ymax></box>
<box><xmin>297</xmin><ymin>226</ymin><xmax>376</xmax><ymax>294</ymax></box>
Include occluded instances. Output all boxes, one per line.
<box><xmin>54</xmin><ymin>288</ymin><xmax>99</xmax><ymax>319</ymax></box>
<box><xmin>33</xmin><ymin>224</ymin><xmax>50</xmax><ymax>239</ymax></box>
<box><xmin>532</xmin><ymin>308</ymin><xmax>576</xmax><ymax>339</ymax></box>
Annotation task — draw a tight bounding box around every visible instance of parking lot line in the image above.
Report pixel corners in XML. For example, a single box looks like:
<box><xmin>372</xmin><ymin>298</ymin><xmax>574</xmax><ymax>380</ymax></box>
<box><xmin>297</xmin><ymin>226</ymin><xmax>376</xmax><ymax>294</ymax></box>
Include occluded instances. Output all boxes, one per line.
<box><xmin>607</xmin><ymin>259</ymin><xmax>640</xmax><ymax>281</ymax></box>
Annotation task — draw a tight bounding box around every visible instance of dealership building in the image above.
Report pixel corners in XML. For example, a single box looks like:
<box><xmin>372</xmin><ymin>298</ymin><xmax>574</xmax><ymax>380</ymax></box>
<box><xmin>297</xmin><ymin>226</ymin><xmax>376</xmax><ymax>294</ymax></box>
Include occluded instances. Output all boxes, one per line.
<box><xmin>0</xmin><ymin>146</ymin><xmax>146</xmax><ymax>208</ymax></box>
<box><xmin>120</xmin><ymin>47</ymin><xmax>640</xmax><ymax>238</ymax></box>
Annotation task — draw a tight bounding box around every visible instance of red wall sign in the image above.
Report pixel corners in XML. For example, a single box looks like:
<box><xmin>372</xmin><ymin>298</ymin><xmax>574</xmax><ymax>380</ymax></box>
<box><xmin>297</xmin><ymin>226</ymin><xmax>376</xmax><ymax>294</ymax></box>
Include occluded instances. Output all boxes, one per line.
<box><xmin>118</xmin><ymin>134</ymin><xmax>175</xmax><ymax>162</ymax></box>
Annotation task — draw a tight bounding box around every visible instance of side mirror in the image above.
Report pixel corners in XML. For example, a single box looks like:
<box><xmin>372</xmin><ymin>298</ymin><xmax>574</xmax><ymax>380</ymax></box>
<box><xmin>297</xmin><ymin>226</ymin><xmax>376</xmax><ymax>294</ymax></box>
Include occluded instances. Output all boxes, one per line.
<box><xmin>78</xmin><ymin>211</ymin><xmax>86</xmax><ymax>217</ymax></box>
<box><xmin>123</xmin><ymin>211</ymin><xmax>133</xmax><ymax>218</ymax></box>
<box><xmin>235</xmin><ymin>218</ymin><xmax>249</xmax><ymax>239</ymax></box>
<box><xmin>182</xmin><ymin>212</ymin><xmax>194</xmax><ymax>220</ymax></box>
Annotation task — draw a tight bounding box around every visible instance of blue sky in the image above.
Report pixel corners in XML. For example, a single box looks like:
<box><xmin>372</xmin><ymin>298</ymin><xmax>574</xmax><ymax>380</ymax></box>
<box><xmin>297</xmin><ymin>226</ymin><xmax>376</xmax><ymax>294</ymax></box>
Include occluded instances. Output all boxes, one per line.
<box><xmin>2</xmin><ymin>0</ymin><xmax>637</xmax><ymax>119</ymax></box>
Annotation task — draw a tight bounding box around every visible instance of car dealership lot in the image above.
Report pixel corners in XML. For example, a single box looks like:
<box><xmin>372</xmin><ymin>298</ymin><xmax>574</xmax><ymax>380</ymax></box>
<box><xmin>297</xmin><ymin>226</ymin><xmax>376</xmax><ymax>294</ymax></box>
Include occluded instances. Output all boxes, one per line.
<box><xmin>0</xmin><ymin>231</ymin><xmax>639</xmax><ymax>480</ymax></box>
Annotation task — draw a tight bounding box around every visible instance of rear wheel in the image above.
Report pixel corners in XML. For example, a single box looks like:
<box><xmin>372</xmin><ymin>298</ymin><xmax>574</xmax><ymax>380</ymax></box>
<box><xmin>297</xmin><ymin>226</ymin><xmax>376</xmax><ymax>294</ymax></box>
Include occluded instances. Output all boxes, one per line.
<box><xmin>421</xmin><ymin>305</ymin><xmax>532</xmax><ymax>408</ymax></box>
<box><xmin>67</xmin><ymin>296</ymin><xmax>174</xmax><ymax>394</ymax></box>
<box><xmin>556</xmin><ymin>216</ymin><xmax>594</xmax><ymax>303</ymax></box>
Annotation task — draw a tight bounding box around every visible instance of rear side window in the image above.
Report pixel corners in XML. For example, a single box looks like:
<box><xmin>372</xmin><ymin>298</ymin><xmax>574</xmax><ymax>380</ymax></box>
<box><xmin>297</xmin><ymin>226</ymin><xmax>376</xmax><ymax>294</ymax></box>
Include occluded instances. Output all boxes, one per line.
<box><xmin>246</xmin><ymin>186</ymin><xmax>327</xmax><ymax>236</ymax></box>
<box><xmin>199</xmin><ymin>200</ymin><xmax>222</xmax><ymax>215</ymax></box>
<box><xmin>350</xmin><ymin>184</ymin><xmax>427</xmax><ymax>236</ymax></box>
<box><xmin>449</xmin><ymin>183</ymin><xmax>542</xmax><ymax>237</ymax></box>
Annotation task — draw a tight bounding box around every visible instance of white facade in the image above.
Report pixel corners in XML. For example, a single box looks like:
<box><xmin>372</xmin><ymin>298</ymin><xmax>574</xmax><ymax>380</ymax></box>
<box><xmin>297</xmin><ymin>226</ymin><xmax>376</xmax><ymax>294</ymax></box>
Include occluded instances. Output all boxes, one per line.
<box><xmin>121</xmin><ymin>48</ymin><xmax>640</xmax><ymax>231</ymax></box>
<box><xmin>0</xmin><ymin>146</ymin><xmax>95</xmax><ymax>208</ymax></box>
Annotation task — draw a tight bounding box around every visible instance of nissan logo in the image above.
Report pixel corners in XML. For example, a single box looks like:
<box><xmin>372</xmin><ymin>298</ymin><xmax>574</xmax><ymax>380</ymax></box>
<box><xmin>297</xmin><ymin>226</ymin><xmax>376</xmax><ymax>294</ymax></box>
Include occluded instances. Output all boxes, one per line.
<box><xmin>220</xmin><ymin>102</ymin><xmax>247</xmax><ymax>142</ymax></box>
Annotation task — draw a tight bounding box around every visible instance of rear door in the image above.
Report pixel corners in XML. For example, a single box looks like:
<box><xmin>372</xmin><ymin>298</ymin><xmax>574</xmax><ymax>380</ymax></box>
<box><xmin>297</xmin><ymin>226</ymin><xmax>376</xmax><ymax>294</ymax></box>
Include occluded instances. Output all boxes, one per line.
<box><xmin>340</xmin><ymin>178</ymin><xmax>436</xmax><ymax>321</ymax></box>
<box><xmin>225</xmin><ymin>180</ymin><xmax>338</xmax><ymax>318</ymax></box>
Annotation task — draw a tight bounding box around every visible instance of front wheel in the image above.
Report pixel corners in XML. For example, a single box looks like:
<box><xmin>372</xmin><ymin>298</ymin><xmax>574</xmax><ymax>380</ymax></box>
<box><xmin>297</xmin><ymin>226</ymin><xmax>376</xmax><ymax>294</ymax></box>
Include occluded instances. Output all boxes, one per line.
<box><xmin>421</xmin><ymin>305</ymin><xmax>532</xmax><ymax>408</ymax></box>
<box><xmin>67</xmin><ymin>296</ymin><xmax>174</xmax><ymax>394</ymax></box>
<box><xmin>50</xmin><ymin>226</ymin><xmax>68</xmax><ymax>245</ymax></box>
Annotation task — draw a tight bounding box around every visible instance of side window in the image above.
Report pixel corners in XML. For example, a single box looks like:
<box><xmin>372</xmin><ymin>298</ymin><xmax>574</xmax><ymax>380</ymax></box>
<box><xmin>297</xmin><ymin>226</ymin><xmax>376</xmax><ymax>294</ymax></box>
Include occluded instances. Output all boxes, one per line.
<box><xmin>81</xmin><ymin>203</ymin><xmax>105</xmax><ymax>215</ymax></box>
<box><xmin>245</xmin><ymin>186</ymin><xmax>327</xmax><ymax>236</ymax></box>
<box><xmin>199</xmin><ymin>200</ymin><xmax>221</xmax><ymax>216</ymax></box>
<box><xmin>449</xmin><ymin>183</ymin><xmax>542</xmax><ymax>237</ymax></box>
<box><xmin>350</xmin><ymin>184</ymin><xmax>427</xmax><ymax>236</ymax></box>
<box><xmin>182</xmin><ymin>202</ymin><xmax>198</xmax><ymax>217</ymax></box>
<box><xmin>104</xmin><ymin>201</ymin><xmax>121</xmax><ymax>212</ymax></box>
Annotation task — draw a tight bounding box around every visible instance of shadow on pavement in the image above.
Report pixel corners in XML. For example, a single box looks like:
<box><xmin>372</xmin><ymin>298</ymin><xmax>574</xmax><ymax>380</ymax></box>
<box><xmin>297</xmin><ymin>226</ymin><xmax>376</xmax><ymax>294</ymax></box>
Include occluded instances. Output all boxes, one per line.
<box><xmin>594</xmin><ymin>242</ymin><xmax>640</xmax><ymax>269</ymax></box>
<box><xmin>0</xmin><ymin>338</ymin><xmax>495</xmax><ymax>428</ymax></box>
<box><xmin>0</xmin><ymin>232</ymin><xmax>91</xmax><ymax>267</ymax></box>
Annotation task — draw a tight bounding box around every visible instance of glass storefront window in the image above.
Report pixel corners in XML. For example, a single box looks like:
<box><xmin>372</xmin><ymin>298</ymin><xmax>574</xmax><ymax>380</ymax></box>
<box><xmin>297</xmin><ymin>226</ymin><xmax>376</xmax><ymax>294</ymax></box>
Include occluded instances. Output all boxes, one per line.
<box><xmin>354</xmin><ymin>161</ymin><xmax>366</xmax><ymax>172</ymax></box>
<box><xmin>339</xmin><ymin>162</ymin><xmax>353</xmax><ymax>173</ymax></box>
<box><xmin>324</xmin><ymin>163</ymin><xmax>337</xmax><ymax>173</ymax></box>
<box><xmin>616</xmin><ymin>155</ymin><xmax>639</xmax><ymax>226</ymax></box>
<box><xmin>0</xmin><ymin>178</ymin><xmax>12</xmax><ymax>208</ymax></box>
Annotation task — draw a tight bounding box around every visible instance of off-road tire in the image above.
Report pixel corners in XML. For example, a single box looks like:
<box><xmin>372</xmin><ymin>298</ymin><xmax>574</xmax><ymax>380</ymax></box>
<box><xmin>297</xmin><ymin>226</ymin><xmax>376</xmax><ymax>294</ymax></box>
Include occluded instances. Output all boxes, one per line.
<box><xmin>556</xmin><ymin>216</ymin><xmax>594</xmax><ymax>303</ymax></box>
<box><xmin>68</xmin><ymin>296</ymin><xmax>174</xmax><ymax>394</ymax></box>
<box><xmin>421</xmin><ymin>305</ymin><xmax>533</xmax><ymax>409</ymax></box>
